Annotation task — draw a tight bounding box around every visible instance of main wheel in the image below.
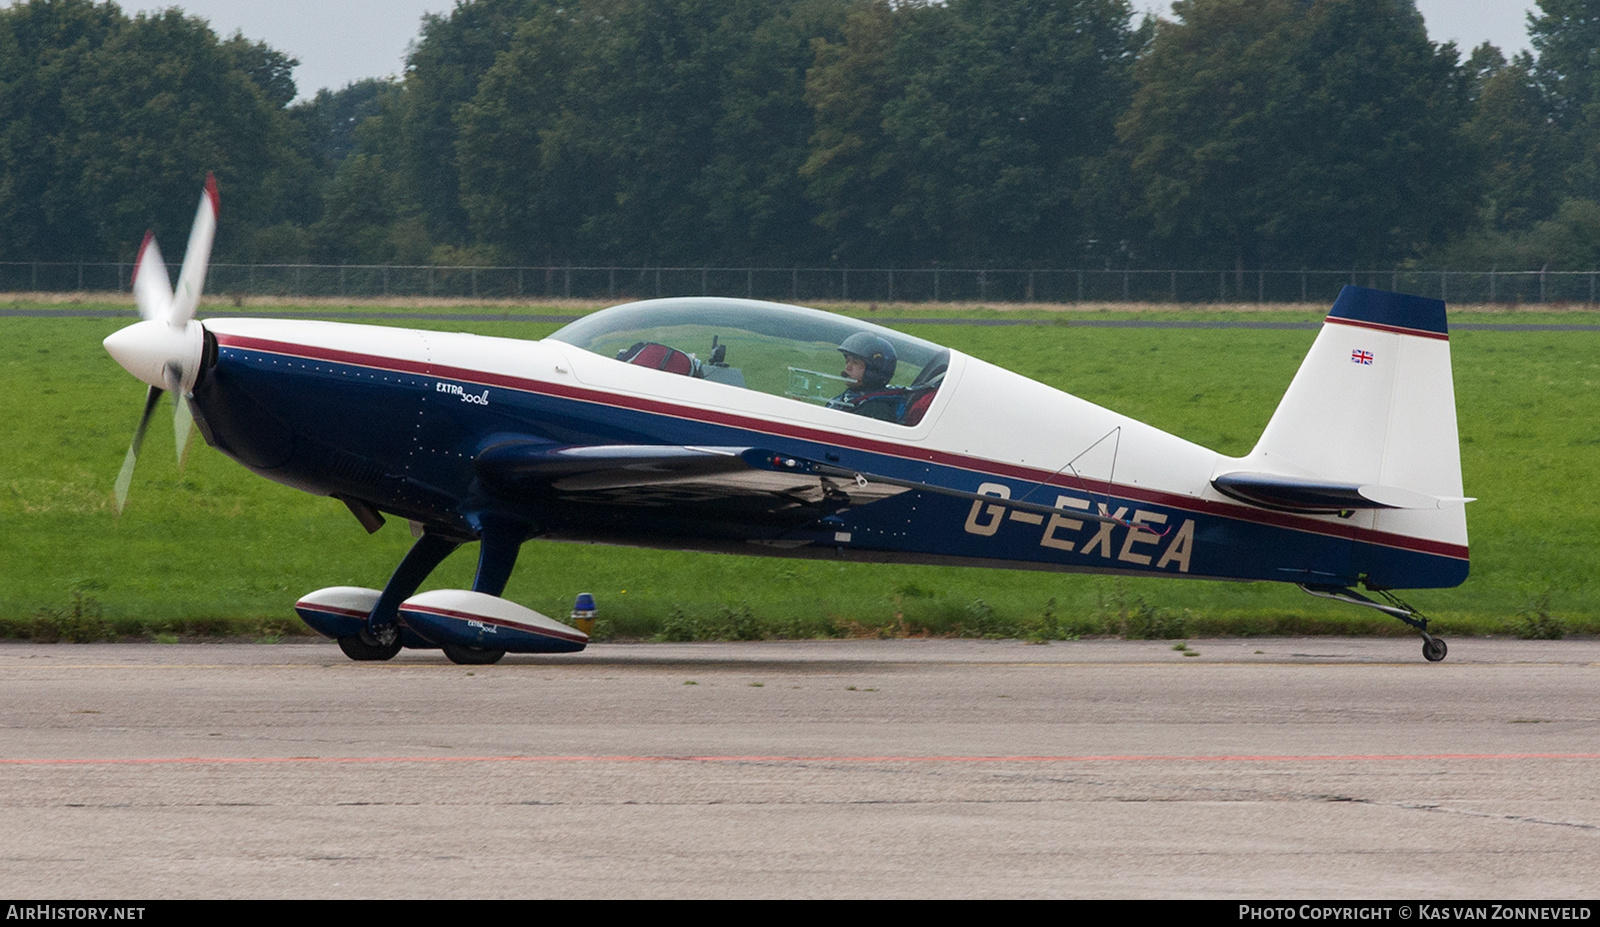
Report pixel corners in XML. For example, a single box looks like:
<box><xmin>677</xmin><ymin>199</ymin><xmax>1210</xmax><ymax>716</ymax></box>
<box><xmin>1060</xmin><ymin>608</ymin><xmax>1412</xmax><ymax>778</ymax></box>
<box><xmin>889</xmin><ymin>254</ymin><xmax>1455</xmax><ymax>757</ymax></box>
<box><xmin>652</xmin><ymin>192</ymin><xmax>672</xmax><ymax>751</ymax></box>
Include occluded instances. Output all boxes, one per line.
<box><xmin>338</xmin><ymin>628</ymin><xmax>403</xmax><ymax>661</ymax></box>
<box><xmin>442</xmin><ymin>642</ymin><xmax>506</xmax><ymax>665</ymax></box>
<box><xmin>1422</xmin><ymin>636</ymin><xmax>1448</xmax><ymax>662</ymax></box>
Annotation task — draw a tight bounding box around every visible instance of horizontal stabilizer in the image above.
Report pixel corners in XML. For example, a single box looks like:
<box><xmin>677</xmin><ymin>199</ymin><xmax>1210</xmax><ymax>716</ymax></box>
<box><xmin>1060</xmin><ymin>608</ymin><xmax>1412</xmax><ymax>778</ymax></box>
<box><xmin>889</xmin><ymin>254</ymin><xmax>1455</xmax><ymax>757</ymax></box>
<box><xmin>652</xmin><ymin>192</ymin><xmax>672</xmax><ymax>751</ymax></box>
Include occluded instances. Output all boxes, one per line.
<box><xmin>1213</xmin><ymin>471</ymin><xmax>1472</xmax><ymax>514</ymax></box>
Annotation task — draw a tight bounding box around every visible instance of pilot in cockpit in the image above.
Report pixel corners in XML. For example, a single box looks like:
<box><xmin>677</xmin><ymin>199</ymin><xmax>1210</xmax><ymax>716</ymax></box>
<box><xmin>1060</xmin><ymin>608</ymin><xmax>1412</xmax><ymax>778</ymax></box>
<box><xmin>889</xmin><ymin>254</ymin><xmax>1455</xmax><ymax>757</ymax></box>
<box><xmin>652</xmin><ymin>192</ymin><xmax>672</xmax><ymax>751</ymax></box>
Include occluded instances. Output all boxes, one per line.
<box><xmin>826</xmin><ymin>333</ymin><xmax>906</xmax><ymax>422</ymax></box>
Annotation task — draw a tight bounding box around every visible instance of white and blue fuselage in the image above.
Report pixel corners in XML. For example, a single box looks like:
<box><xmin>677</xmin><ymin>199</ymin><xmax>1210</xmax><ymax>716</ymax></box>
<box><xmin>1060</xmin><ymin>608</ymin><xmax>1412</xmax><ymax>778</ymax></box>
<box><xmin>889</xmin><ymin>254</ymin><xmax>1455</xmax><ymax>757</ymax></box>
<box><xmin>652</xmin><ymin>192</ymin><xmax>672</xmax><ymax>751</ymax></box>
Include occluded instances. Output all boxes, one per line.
<box><xmin>191</xmin><ymin>295</ymin><xmax>1468</xmax><ymax>593</ymax></box>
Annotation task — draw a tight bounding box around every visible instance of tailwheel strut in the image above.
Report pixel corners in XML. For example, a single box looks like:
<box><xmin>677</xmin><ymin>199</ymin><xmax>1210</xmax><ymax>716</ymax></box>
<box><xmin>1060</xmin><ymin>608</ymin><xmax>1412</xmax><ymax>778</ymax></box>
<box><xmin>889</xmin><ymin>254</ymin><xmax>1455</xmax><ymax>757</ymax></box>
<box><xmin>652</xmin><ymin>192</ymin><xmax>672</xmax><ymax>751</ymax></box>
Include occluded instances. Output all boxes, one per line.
<box><xmin>1299</xmin><ymin>584</ymin><xmax>1447</xmax><ymax>663</ymax></box>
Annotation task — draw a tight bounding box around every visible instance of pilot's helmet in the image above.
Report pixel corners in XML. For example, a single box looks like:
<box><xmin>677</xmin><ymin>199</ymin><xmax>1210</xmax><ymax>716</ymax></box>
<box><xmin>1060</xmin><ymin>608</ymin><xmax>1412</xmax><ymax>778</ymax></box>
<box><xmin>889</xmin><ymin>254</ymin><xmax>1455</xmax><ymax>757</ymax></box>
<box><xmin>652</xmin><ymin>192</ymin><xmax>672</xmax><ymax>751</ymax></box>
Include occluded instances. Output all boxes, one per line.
<box><xmin>838</xmin><ymin>332</ymin><xmax>896</xmax><ymax>389</ymax></box>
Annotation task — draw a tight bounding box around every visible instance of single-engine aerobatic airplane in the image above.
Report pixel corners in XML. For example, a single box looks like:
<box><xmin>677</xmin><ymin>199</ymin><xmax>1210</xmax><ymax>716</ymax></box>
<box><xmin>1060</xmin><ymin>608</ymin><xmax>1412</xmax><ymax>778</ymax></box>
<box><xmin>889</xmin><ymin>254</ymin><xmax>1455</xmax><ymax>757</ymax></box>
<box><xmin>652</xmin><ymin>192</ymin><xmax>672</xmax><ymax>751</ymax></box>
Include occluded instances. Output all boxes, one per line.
<box><xmin>105</xmin><ymin>178</ymin><xmax>1471</xmax><ymax>664</ymax></box>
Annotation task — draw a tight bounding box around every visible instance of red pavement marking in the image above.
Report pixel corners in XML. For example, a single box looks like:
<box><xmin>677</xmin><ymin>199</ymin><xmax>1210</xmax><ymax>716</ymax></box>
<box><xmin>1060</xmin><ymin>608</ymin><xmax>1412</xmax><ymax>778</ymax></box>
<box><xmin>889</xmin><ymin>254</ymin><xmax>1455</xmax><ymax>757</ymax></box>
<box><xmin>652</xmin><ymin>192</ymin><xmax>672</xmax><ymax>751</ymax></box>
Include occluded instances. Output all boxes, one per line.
<box><xmin>3</xmin><ymin>752</ymin><xmax>1598</xmax><ymax>767</ymax></box>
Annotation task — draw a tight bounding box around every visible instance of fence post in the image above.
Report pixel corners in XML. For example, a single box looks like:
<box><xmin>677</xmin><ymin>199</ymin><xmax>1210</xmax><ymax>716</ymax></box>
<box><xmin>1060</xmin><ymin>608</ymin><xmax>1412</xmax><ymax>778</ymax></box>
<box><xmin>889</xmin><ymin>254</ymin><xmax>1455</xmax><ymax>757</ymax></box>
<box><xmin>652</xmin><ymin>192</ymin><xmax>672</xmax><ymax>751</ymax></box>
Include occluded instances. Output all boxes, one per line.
<box><xmin>1489</xmin><ymin>266</ymin><xmax>1495</xmax><ymax>302</ymax></box>
<box><xmin>339</xmin><ymin>265</ymin><xmax>345</xmax><ymax>296</ymax></box>
<box><xmin>1258</xmin><ymin>269</ymin><xmax>1264</xmax><ymax>303</ymax></box>
<box><xmin>31</xmin><ymin>262</ymin><xmax>37</xmax><ymax>289</ymax></box>
<box><xmin>1539</xmin><ymin>266</ymin><xmax>1546</xmax><ymax>303</ymax></box>
<box><xmin>791</xmin><ymin>267</ymin><xmax>797</xmax><ymax>300</ymax></box>
<box><xmin>655</xmin><ymin>268</ymin><xmax>661</xmax><ymax>298</ymax></box>
<box><xmin>1027</xmin><ymin>270</ymin><xmax>1035</xmax><ymax>303</ymax></box>
<box><xmin>1170</xmin><ymin>270</ymin><xmax>1176</xmax><ymax>301</ymax></box>
<box><xmin>1122</xmin><ymin>268</ymin><xmax>1129</xmax><ymax>301</ymax></box>
<box><xmin>471</xmin><ymin>267</ymin><xmax>478</xmax><ymax>298</ymax></box>
<box><xmin>888</xmin><ymin>269</ymin><xmax>894</xmax><ymax>302</ymax></box>
<box><xmin>564</xmin><ymin>266</ymin><xmax>571</xmax><ymax>299</ymax></box>
<box><xmin>1301</xmin><ymin>268</ymin><xmax>1306</xmax><ymax>302</ymax></box>
<box><xmin>1441</xmin><ymin>269</ymin><xmax>1447</xmax><ymax>303</ymax></box>
<box><xmin>933</xmin><ymin>266</ymin><xmax>939</xmax><ymax>301</ymax></box>
<box><xmin>1219</xmin><ymin>270</ymin><xmax>1225</xmax><ymax>302</ymax></box>
<box><xmin>1077</xmin><ymin>269</ymin><xmax>1083</xmax><ymax>301</ymax></box>
<box><xmin>978</xmin><ymin>268</ymin><xmax>986</xmax><ymax>301</ymax></box>
<box><xmin>747</xmin><ymin>268</ymin><xmax>753</xmax><ymax>299</ymax></box>
<box><xmin>610</xmin><ymin>267</ymin><xmax>616</xmax><ymax>298</ymax></box>
<box><xmin>701</xmin><ymin>267</ymin><xmax>707</xmax><ymax>296</ymax></box>
<box><xmin>842</xmin><ymin>267</ymin><xmax>848</xmax><ymax>301</ymax></box>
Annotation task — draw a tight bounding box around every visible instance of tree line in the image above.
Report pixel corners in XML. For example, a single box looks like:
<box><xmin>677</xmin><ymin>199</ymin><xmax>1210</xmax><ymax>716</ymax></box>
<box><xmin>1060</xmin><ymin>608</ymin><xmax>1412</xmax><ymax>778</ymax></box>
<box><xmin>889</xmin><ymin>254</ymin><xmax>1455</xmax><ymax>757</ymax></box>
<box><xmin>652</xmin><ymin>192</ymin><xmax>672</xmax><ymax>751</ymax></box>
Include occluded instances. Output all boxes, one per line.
<box><xmin>3</xmin><ymin>0</ymin><xmax>1598</xmax><ymax>273</ymax></box>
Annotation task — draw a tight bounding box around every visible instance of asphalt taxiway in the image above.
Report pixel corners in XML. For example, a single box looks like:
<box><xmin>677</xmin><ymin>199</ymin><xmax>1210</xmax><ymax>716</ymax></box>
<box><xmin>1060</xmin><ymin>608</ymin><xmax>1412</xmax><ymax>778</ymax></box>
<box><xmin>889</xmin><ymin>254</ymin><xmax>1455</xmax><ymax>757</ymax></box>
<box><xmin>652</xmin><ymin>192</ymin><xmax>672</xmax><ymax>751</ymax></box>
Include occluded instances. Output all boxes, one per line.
<box><xmin>2</xmin><ymin>638</ymin><xmax>1597</xmax><ymax>898</ymax></box>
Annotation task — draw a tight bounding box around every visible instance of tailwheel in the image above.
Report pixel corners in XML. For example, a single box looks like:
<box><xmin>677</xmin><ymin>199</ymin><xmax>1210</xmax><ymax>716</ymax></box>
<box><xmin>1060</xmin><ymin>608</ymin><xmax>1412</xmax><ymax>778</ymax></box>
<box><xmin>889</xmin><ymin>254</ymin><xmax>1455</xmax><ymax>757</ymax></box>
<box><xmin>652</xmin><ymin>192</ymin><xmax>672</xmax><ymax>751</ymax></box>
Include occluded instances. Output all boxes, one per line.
<box><xmin>442</xmin><ymin>642</ymin><xmax>505</xmax><ymax>665</ymax></box>
<box><xmin>1300</xmin><ymin>584</ymin><xmax>1449</xmax><ymax>663</ymax></box>
<box><xmin>337</xmin><ymin>626</ymin><xmax>403</xmax><ymax>661</ymax></box>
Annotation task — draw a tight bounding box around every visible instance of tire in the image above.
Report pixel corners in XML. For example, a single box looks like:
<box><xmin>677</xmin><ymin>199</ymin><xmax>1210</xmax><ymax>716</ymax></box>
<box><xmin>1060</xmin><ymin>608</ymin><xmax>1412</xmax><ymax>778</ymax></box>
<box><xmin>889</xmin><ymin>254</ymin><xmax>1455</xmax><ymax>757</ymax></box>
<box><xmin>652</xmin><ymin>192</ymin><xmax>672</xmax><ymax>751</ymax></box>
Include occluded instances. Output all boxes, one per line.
<box><xmin>1422</xmin><ymin>636</ymin><xmax>1448</xmax><ymax>663</ymax></box>
<box><xmin>338</xmin><ymin>631</ymin><xmax>402</xmax><ymax>661</ymax></box>
<box><xmin>442</xmin><ymin>642</ymin><xmax>505</xmax><ymax>665</ymax></box>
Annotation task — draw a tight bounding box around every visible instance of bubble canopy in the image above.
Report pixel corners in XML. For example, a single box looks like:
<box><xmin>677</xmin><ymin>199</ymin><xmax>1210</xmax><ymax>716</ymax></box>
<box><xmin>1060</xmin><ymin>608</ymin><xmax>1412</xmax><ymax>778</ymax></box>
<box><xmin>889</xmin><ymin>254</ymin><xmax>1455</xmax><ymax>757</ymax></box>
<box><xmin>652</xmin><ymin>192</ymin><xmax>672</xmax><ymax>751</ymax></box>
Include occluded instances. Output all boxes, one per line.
<box><xmin>548</xmin><ymin>298</ymin><xmax>950</xmax><ymax>419</ymax></box>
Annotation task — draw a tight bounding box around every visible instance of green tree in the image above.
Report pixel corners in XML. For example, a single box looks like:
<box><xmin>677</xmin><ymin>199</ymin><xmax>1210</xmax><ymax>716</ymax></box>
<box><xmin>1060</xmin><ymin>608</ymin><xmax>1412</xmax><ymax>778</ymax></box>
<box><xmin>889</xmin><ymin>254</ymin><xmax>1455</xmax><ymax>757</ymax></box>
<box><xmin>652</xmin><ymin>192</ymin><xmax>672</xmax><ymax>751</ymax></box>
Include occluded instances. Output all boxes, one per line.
<box><xmin>1528</xmin><ymin>0</ymin><xmax>1600</xmax><ymax>202</ymax></box>
<box><xmin>0</xmin><ymin>0</ymin><xmax>123</xmax><ymax>259</ymax></box>
<box><xmin>1464</xmin><ymin>48</ymin><xmax>1567</xmax><ymax>233</ymax></box>
<box><xmin>457</xmin><ymin>0</ymin><xmax>848</xmax><ymax>264</ymax></box>
<box><xmin>0</xmin><ymin>0</ymin><xmax>313</xmax><ymax>261</ymax></box>
<box><xmin>308</xmin><ymin>153</ymin><xmax>401</xmax><ymax>263</ymax></box>
<box><xmin>803</xmin><ymin>0</ymin><xmax>1144</xmax><ymax>265</ymax></box>
<box><xmin>1118</xmin><ymin>0</ymin><xmax>1475</xmax><ymax>269</ymax></box>
<box><xmin>798</xmin><ymin>0</ymin><xmax>900</xmax><ymax>262</ymax></box>
<box><xmin>1526</xmin><ymin>197</ymin><xmax>1600</xmax><ymax>268</ymax></box>
<box><xmin>692</xmin><ymin>0</ymin><xmax>852</xmax><ymax>264</ymax></box>
<box><xmin>222</xmin><ymin>32</ymin><xmax>299</xmax><ymax>109</ymax></box>
<box><xmin>1528</xmin><ymin>0</ymin><xmax>1600</xmax><ymax>127</ymax></box>
<box><xmin>293</xmin><ymin>78</ymin><xmax>398</xmax><ymax>171</ymax></box>
<box><xmin>396</xmin><ymin>0</ymin><xmax>544</xmax><ymax>247</ymax></box>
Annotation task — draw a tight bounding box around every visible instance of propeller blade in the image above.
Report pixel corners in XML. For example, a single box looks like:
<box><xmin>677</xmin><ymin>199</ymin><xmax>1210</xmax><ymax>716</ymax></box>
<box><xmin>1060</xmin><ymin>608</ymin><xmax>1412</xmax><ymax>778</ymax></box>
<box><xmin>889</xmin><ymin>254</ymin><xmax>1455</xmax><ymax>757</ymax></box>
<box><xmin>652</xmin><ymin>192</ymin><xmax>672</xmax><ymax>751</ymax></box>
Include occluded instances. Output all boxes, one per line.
<box><xmin>111</xmin><ymin>173</ymin><xmax>218</xmax><ymax>510</ymax></box>
<box><xmin>113</xmin><ymin>384</ymin><xmax>164</xmax><ymax>514</ymax></box>
<box><xmin>173</xmin><ymin>395</ymin><xmax>194</xmax><ymax>472</ymax></box>
<box><xmin>132</xmin><ymin>231</ymin><xmax>173</xmax><ymax>323</ymax></box>
<box><xmin>169</xmin><ymin>173</ymin><xmax>219</xmax><ymax>328</ymax></box>
<box><xmin>165</xmin><ymin>365</ymin><xmax>195</xmax><ymax>472</ymax></box>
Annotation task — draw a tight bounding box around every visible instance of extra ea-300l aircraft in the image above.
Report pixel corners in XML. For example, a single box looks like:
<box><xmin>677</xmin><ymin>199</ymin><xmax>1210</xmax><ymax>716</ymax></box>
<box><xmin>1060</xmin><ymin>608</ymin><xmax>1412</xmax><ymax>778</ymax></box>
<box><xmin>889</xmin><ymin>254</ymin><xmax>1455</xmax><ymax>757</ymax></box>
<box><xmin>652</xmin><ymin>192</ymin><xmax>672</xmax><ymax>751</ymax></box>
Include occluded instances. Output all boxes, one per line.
<box><xmin>104</xmin><ymin>178</ymin><xmax>1471</xmax><ymax>664</ymax></box>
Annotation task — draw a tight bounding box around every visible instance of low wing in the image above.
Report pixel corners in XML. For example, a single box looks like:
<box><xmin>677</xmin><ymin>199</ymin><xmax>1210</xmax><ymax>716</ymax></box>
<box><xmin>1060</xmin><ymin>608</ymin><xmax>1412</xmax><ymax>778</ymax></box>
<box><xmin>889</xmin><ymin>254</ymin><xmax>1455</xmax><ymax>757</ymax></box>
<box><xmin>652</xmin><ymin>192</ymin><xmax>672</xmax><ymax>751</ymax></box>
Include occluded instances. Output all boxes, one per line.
<box><xmin>474</xmin><ymin>442</ymin><xmax>905</xmax><ymax>523</ymax></box>
<box><xmin>476</xmin><ymin>439</ymin><xmax>1141</xmax><ymax>529</ymax></box>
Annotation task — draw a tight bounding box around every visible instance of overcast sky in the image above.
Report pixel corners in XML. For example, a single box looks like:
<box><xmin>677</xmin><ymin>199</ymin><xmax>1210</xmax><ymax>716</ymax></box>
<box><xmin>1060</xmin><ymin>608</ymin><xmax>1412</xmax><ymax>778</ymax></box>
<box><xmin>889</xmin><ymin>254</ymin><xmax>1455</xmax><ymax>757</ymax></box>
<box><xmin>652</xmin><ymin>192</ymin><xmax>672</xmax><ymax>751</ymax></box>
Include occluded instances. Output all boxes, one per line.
<box><xmin>105</xmin><ymin>0</ymin><xmax>1540</xmax><ymax>103</ymax></box>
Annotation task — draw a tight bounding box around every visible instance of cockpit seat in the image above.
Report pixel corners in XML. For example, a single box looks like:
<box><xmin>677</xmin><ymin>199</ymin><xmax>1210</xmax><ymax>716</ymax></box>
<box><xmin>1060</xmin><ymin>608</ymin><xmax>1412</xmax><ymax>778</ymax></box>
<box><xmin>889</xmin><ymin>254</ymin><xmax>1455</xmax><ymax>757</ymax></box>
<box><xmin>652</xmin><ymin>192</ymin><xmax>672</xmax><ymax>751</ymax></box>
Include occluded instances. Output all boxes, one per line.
<box><xmin>617</xmin><ymin>341</ymin><xmax>695</xmax><ymax>376</ymax></box>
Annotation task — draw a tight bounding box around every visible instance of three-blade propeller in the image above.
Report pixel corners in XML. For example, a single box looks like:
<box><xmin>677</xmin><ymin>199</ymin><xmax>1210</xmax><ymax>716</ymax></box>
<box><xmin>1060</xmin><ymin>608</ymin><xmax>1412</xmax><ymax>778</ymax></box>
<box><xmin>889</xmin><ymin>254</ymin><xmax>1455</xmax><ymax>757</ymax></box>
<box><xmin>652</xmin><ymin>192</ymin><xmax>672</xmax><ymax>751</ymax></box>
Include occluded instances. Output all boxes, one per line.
<box><xmin>104</xmin><ymin>174</ymin><xmax>218</xmax><ymax>513</ymax></box>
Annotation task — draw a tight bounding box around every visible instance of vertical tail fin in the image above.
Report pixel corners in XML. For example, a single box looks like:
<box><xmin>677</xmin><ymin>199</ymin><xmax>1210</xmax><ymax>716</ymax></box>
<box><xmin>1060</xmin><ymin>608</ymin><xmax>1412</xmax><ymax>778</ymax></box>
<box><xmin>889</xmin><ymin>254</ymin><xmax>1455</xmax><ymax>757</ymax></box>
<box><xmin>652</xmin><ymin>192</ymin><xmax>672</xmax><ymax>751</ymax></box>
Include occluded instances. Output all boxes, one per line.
<box><xmin>1247</xmin><ymin>286</ymin><xmax>1461</xmax><ymax>494</ymax></box>
<box><xmin>1218</xmin><ymin>286</ymin><xmax>1469</xmax><ymax>586</ymax></box>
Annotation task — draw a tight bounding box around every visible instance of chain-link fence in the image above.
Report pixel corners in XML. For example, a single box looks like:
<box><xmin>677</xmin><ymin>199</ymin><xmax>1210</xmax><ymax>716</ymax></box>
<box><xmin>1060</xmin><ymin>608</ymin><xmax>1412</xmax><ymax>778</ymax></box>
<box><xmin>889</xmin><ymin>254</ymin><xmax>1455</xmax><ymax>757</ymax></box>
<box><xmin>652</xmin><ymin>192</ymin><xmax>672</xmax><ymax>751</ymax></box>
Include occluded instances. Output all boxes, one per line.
<box><xmin>4</xmin><ymin>261</ymin><xmax>1597</xmax><ymax>304</ymax></box>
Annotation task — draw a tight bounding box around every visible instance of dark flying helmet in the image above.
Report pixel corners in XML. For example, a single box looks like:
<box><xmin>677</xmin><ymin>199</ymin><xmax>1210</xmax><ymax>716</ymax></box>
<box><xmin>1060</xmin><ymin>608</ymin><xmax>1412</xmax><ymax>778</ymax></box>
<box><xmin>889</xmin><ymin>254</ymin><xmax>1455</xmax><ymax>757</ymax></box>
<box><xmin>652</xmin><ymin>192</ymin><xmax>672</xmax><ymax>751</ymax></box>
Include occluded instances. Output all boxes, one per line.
<box><xmin>838</xmin><ymin>332</ymin><xmax>896</xmax><ymax>389</ymax></box>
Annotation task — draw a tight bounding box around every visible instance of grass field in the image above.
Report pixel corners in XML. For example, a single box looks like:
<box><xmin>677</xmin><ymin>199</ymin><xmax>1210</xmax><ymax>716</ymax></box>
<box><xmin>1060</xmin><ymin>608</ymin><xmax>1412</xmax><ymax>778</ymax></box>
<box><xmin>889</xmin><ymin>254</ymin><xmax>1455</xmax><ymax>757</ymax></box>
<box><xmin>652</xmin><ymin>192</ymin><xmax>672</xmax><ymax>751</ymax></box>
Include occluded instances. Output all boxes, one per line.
<box><xmin>3</xmin><ymin>299</ymin><xmax>1596</xmax><ymax>642</ymax></box>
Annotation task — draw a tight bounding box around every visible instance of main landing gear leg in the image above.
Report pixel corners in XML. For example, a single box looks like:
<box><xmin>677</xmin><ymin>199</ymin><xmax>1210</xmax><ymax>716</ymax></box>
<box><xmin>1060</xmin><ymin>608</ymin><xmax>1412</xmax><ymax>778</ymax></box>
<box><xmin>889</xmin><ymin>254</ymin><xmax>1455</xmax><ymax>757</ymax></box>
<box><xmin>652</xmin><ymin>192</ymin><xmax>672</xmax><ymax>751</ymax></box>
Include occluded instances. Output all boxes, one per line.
<box><xmin>1299</xmin><ymin>584</ymin><xmax>1447</xmax><ymax>663</ymax></box>
<box><xmin>339</xmin><ymin>531</ymin><xmax>462</xmax><ymax>662</ymax></box>
<box><xmin>470</xmin><ymin>519</ymin><xmax>524</xmax><ymax>598</ymax></box>
<box><xmin>436</xmin><ymin>517</ymin><xmax>527</xmax><ymax>666</ymax></box>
